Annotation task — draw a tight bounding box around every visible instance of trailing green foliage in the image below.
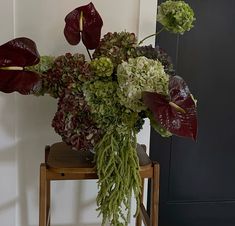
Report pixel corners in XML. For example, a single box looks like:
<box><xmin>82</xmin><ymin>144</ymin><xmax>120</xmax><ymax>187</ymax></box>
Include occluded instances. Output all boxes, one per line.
<box><xmin>95</xmin><ymin>129</ymin><xmax>141</xmax><ymax>226</ymax></box>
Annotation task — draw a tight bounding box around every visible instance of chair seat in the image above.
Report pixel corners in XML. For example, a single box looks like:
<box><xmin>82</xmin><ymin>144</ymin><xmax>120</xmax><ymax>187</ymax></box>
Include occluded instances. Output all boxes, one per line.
<box><xmin>47</xmin><ymin>142</ymin><xmax>152</xmax><ymax>169</ymax></box>
<box><xmin>47</xmin><ymin>142</ymin><xmax>95</xmax><ymax>168</ymax></box>
<box><xmin>39</xmin><ymin>142</ymin><xmax>159</xmax><ymax>226</ymax></box>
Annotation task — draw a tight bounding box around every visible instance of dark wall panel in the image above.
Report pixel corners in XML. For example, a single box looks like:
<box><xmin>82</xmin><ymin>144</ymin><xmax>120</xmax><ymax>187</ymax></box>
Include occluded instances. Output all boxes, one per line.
<box><xmin>150</xmin><ymin>1</ymin><xmax>235</xmax><ymax>225</ymax></box>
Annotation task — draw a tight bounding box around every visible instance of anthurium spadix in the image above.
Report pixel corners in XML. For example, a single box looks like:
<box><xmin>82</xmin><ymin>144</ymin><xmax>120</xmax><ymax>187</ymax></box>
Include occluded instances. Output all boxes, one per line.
<box><xmin>143</xmin><ymin>76</ymin><xmax>198</xmax><ymax>140</ymax></box>
<box><xmin>0</xmin><ymin>37</ymin><xmax>41</xmax><ymax>95</ymax></box>
<box><xmin>64</xmin><ymin>2</ymin><xmax>103</xmax><ymax>49</ymax></box>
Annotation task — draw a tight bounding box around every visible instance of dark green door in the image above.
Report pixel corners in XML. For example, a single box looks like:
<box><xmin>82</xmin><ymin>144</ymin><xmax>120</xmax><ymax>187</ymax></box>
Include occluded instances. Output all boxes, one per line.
<box><xmin>150</xmin><ymin>1</ymin><xmax>235</xmax><ymax>225</ymax></box>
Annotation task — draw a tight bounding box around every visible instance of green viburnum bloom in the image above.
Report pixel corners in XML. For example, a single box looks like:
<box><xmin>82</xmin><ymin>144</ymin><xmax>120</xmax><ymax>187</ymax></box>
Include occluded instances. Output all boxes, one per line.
<box><xmin>157</xmin><ymin>0</ymin><xmax>195</xmax><ymax>34</ymax></box>
<box><xmin>90</xmin><ymin>57</ymin><xmax>114</xmax><ymax>78</ymax></box>
<box><xmin>117</xmin><ymin>56</ymin><xmax>169</xmax><ymax>112</ymax></box>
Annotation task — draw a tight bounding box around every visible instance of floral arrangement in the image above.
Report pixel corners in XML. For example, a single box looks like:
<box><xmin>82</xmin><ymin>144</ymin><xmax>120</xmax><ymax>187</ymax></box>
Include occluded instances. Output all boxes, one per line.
<box><xmin>0</xmin><ymin>1</ymin><xmax>197</xmax><ymax>225</ymax></box>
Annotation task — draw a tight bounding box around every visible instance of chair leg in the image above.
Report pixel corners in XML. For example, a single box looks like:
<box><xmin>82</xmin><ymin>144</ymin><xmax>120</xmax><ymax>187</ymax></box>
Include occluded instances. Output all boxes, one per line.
<box><xmin>39</xmin><ymin>163</ymin><xmax>48</xmax><ymax>226</ymax></box>
<box><xmin>46</xmin><ymin>178</ymin><xmax>51</xmax><ymax>226</ymax></box>
<box><xmin>150</xmin><ymin>162</ymin><xmax>160</xmax><ymax>226</ymax></box>
<box><xmin>136</xmin><ymin>178</ymin><xmax>145</xmax><ymax>226</ymax></box>
<box><xmin>44</xmin><ymin>145</ymin><xmax>51</xmax><ymax>226</ymax></box>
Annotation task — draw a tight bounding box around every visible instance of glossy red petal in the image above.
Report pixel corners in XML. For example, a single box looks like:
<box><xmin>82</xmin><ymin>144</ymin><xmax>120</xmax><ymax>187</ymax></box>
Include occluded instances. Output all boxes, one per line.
<box><xmin>64</xmin><ymin>9</ymin><xmax>81</xmax><ymax>45</ymax></box>
<box><xmin>64</xmin><ymin>2</ymin><xmax>103</xmax><ymax>49</ymax></box>
<box><xmin>81</xmin><ymin>3</ymin><xmax>103</xmax><ymax>49</ymax></box>
<box><xmin>143</xmin><ymin>76</ymin><xmax>198</xmax><ymax>140</ymax></box>
<box><xmin>0</xmin><ymin>37</ymin><xmax>40</xmax><ymax>67</ymax></box>
<box><xmin>0</xmin><ymin>70</ymin><xmax>41</xmax><ymax>95</ymax></box>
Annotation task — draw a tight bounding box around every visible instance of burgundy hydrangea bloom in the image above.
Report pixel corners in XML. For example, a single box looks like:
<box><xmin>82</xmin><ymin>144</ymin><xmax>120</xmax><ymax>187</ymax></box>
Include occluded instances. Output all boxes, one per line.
<box><xmin>40</xmin><ymin>53</ymin><xmax>94</xmax><ymax>98</ymax></box>
<box><xmin>52</xmin><ymin>89</ymin><xmax>103</xmax><ymax>151</ymax></box>
<box><xmin>0</xmin><ymin>37</ymin><xmax>41</xmax><ymax>94</ymax></box>
<box><xmin>143</xmin><ymin>76</ymin><xmax>198</xmax><ymax>140</ymax></box>
<box><xmin>64</xmin><ymin>2</ymin><xmax>103</xmax><ymax>49</ymax></box>
<box><xmin>93</xmin><ymin>32</ymin><xmax>137</xmax><ymax>67</ymax></box>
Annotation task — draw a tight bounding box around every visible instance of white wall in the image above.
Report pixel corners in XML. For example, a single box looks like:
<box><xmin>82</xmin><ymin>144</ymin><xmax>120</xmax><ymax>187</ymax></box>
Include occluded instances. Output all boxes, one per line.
<box><xmin>0</xmin><ymin>0</ymin><xmax>157</xmax><ymax>225</ymax></box>
<box><xmin>0</xmin><ymin>1</ymin><xmax>17</xmax><ymax>226</ymax></box>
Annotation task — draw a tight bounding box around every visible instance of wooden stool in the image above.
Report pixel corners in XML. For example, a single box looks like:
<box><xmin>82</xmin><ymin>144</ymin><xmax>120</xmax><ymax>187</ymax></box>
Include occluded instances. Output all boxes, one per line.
<box><xmin>39</xmin><ymin>142</ymin><xmax>160</xmax><ymax>226</ymax></box>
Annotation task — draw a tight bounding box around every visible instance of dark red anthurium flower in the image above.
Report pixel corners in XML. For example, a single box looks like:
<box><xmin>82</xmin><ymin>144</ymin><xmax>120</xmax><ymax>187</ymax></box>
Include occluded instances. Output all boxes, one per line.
<box><xmin>143</xmin><ymin>76</ymin><xmax>198</xmax><ymax>140</ymax></box>
<box><xmin>0</xmin><ymin>37</ymin><xmax>41</xmax><ymax>95</ymax></box>
<box><xmin>64</xmin><ymin>2</ymin><xmax>103</xmax><ymax>50</ymax></box>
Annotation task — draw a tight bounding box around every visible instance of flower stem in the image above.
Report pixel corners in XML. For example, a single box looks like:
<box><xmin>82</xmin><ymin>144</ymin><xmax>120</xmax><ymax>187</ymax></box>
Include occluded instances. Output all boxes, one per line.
<box><xmin>86</xmin><ymin>47</ymin><xmax>92</xmax><ymax>60</ymax></box>
<box><xmin>138</xmin><ymin>27</ymin><xmax>165</xmax><ymax>46</ymax></box>
<box><xmin>80</xmin><ymin>30</ymin><xmax>93</xmax><ymax>61</ymax></box>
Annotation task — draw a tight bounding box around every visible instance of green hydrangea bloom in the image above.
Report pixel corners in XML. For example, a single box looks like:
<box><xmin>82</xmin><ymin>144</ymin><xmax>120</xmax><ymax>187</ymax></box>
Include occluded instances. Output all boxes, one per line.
<box><xmin>90</xmin><ymin>57</ymin><xmax>114</xmax><ymax>77</ymax></box>
<box><xmin>26</xmin><ymin>55</ymin><xmax>55</xmax><ymax>74</ymax></box>
<box><xmin>157</xmin><ymin>0</ymin><xmax>195</xmax><ymax>34</ymax></box>
<box><xmin>83</xmin><ymin>80</ymin><xmax>123</xmax><ymax>129</ymax></box>
<box><xmin>117</xmin><ymin>56</ymin><xmax>169</xmax><ymax>112</ymax></box>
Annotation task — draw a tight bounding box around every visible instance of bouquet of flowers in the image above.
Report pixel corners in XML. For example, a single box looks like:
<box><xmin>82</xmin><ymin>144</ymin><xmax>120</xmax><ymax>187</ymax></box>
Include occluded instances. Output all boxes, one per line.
<box><xmin>0</xmin><ymin>1</ymin><xmax>197</xmax><ymax>225</ymax></box>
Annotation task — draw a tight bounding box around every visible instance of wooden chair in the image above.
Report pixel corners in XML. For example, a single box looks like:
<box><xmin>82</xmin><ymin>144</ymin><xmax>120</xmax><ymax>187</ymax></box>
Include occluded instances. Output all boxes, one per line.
<box><xmin>39</xmin><ymin>142</ymin><xmax>160</xmax><ymax>226</ymax></box>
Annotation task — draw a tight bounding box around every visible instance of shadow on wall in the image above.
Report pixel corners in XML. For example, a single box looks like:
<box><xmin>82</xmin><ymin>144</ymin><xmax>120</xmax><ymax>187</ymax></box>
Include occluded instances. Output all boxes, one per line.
<box><xmin>0</xmin><ymin>94</ymin><xmax>18</xmax><ymax>225</ymax></box>
<box><xmin>15</xmin><ymin>94</ymin><xmax>57</xmax><ymax>226</ymax></box>
<box><xmin>0</xmin><ymin>93</ymin><xmax>101</xmax><ymax>226</ymax></box>
<box><xmin>50</xmin><ymin>180</ymin><xmax>100</xmax><ymax>226</ymax></box>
